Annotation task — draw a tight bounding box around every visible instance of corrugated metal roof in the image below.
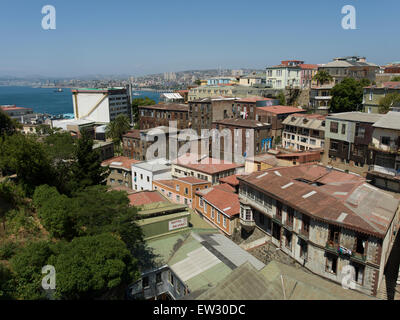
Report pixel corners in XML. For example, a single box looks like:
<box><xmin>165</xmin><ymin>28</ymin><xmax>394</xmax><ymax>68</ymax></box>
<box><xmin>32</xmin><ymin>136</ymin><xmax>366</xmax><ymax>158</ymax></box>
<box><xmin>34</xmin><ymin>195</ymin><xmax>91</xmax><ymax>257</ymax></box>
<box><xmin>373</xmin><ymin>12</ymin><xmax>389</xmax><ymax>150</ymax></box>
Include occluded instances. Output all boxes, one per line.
<box><xmin>372</xmin><ymin>111</ymin><xmax>400</xmax><ymax>130</ymax></box>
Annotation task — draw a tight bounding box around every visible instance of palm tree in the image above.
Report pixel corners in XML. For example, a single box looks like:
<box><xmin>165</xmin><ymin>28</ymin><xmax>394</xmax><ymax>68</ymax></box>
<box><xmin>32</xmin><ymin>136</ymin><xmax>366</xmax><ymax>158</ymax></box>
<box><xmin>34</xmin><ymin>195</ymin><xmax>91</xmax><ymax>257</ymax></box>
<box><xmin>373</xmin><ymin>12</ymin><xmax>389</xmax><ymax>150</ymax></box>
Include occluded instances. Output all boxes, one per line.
<box><xmin>105</xmin><ymin>114</ymin><xmax>131</xmax><ymax>154</ymax></box>
<box><xmin>313</xmin><ymin>70</ymin><xmax>333</xmax><ymax>86</ymax></box>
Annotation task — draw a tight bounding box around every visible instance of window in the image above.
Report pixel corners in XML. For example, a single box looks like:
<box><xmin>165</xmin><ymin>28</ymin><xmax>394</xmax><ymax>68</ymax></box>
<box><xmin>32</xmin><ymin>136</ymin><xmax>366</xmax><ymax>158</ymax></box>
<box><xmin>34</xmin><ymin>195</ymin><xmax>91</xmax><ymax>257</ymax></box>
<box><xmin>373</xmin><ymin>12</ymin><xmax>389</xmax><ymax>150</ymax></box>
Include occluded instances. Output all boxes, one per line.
<box><xmin>176</xmin><ymin>184</ymin><xmax>180</xmax><ymax>192</ymax></box>
<box><xmin>325</xmin><ymin>253</ymin><xmax>337</xmax><ymax>274</ymax></box>
<box><xmin>168</xmin><ymin>271</ymin><xmax>174</xmax><ymax>285</ymax></box>
<box><xmin>355</xmin><ymin>125</ymin><xmax>365</xmax><ymax>138</ymax></box>
<box><xmin>142</xmin><ymin>276</ymin><xmax>149</xmax><ymax>288</ymax></box>
<box><xmin>302</xmin><ymin>215</ymin><xmax>310</xmax><ymax>234</ymax></box>
<box><xmin>245</xmin><ymin>209</ymin><xmax>252</xmax><ymax>220</ymax></box>
<box><xmin>352</xmin><ymin>263</ymin><xmax>364</xmax><ymax>285</ymax></box>
<box><xmin>223</xmin><ymin>216</ymin><xmax>227</xmax><ymax>228</ymax></box>
<box><xmin>341</xmin><ymin>124</ymin><xmax>346</xmax><ymax>135</ymax></box>
<box><xmin>284</xmin><ymin>229</ymin><xmax>292</xmax><ymax>250</ymax></box>
<box><xmin>147</xmin><ymin>176</ymin><xmax>150</xmax><ymax>182</ymax></box>
<box><xmin>204</xmin><ymin>202</ymin><xmax>207</xmax><ymax>212</ymax></box>
<box><xmin>184</xmin><ymin>187</ymin><xmax>188</xmax><ymax>195</ymax></box>
<box><xmin>287</xmin><ymin>207</ymin><xmax>294</xmax><ymax>226</ymax></box>
<box><xmin>156</xmin><ymin>272</ymin><xmax>162</xmax><ymax>284</ymax></box>
<box><xmin>259</xmin><ymin>213</ymin><xmax>265</xmax><ymax>225</ymax></box>
<box><xmin>381</xmin><ymin>136</ymin><xmax>391</xmax><ymax>146</ymax></box>
<box><xmin>168</xmin><ymin>192</ymin><xmax>172</xmax><ymax>198</ymax></box>
<box><xmin>330</xmin><ymin>141</ymin><xmax>339</xmax><ymax>151</ymax></box>
<box><xmin>217</xmin><ymin>212</ymin><xmax>221</xmax><ymax>223</ymax></box>
<box><xmin>299</xmin><ymin>239</ymin><xmax>308</xmax><ymax>259</ymax></box>
<box><xmin>140</xmin><ymin>174</ymin><xmax>143</xmax><ymax>180</ymax></box>
<box><xmin>330</xmin><ymin>121</ymin><xmax>338</xmax><ymax>133</ymax></box>
<box><xmin>211</xmin><ymin>207</ymin><xmax>215</xmax><ymax>219</ymax></box>
<box><xmin>176</xmin><ymin>195</ymin><xmax>180</xmax><ymax>201</ymax></box>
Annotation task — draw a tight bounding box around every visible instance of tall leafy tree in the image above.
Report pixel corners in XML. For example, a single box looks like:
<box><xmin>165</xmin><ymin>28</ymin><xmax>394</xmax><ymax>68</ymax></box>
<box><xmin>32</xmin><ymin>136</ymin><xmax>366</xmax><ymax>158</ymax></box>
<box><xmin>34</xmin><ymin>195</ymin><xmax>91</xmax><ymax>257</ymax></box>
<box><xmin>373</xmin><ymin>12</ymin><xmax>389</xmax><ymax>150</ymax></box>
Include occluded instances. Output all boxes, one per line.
<box><xmin>313</xmin><ymin>70</ymin><xmax>333</xmax><ymax>85</ymax></box>
<box><xmin>378</xmin><ymin>92</ymin><xmax>400</xmax><ymax>114</ymax></box>
<box><xmin>0</xmin><ymin>263</ymin><xmax>14</xmax><ymax>300</ymax></box>
<box><xmin>0</xmin><ymin>109</ymin><xmax>19</xmax><ymax>137</ymax></box>
<box><xmin>68</xmin><ymin>129</ymin><xmax>110</xmax><ymax>192</ymax></box>
<box><xmin>10</xmin><ymin>241</ymin><xmax>53</xmax><ymax>300</ymax></box>
<box><xmin>106</xmin><ymin>114</ymin><xmax>131</xmax><ymax>154</ymax></box>
<box><xmin>0</xmin><ymin>134</ymin><xmax>53</xmax><ymax>195</ymax></box>
<box><xmin>48</xmin><ymin>233</ymin><xmax>139</xmax><ymax>300</ymax></box>
<box><xmin>277</xmin><ymin>91</ymin><xmax>286</xmax><ymax>105</ymax></box>
<box><xmin>330</xmin><ymin>78</ymin><xmax>368</xmax><ymax>113</ymax></box>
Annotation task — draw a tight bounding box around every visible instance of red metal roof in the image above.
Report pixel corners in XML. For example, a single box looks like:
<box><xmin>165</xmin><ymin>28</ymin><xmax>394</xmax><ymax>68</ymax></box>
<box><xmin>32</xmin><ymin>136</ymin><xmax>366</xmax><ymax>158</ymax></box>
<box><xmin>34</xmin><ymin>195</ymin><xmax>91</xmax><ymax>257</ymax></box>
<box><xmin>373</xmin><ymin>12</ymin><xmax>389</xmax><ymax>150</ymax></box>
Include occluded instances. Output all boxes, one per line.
<box><xmin>101</xmin><ymin>156</ymin><xmax>141</xmax><ymax>170</ymax></box>
<box><xmin>128</xmin><ymin>191</ymin><xmax>167</xmax><ymax>206</ymax></box>
<box><xmin>257</xmin><ymin>106</ymin><xmax>305</xmax><ymax>115</ymax></box>
<box><xmin>219</xmin><ymin>174</ymin><xmax>240</xmax><ymax>187</ymax></box>
<box><xmin>198</xmin><ymin>187</ymin><xmax>240</xmax><ymax>217</ymax></box>
<box><xmin>238</xmin><ymin>164</ymin><xmax>399</xmax><ymax>237</ymax></box>
<box><xmin>174</xmin><ymin>154</ymin><xmax>243</xmax><ymax>175</ymax></box>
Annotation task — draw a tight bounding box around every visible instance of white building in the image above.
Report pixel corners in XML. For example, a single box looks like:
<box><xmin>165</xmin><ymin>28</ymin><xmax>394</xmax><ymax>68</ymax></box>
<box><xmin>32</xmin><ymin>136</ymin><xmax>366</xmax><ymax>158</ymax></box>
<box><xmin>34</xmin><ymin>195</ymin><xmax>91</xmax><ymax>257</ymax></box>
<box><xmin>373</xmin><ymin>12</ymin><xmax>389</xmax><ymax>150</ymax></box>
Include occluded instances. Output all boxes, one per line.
<box><xmin>131</xmin><ymin>158</ymin><xmax>172</xmax><ymax>191</ymax></box>
<box><xmin>72</xmin><ymin>86</ymin><xmax>132</xmax><ymax>124</ymax></box>
<box><xmin>282</xmin><ymin>113</ymin><xmax>326</xmax><ymax>151</ymax></box>
<box><xmin>266</xmin><ymin>61</ymin><xmax>301</xmax><ymax>90</ymax></box>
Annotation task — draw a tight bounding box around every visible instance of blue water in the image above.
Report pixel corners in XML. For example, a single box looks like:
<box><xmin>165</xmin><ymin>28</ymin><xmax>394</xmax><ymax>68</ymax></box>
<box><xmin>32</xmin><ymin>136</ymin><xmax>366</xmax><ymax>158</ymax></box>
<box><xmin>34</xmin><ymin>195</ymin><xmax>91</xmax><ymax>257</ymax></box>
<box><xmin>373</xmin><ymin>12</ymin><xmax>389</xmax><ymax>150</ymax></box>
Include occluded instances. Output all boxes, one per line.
<box><xmin>0</xmin><ymin>86</ymin><xmax>162</xmax><ymax>116</ymax></box>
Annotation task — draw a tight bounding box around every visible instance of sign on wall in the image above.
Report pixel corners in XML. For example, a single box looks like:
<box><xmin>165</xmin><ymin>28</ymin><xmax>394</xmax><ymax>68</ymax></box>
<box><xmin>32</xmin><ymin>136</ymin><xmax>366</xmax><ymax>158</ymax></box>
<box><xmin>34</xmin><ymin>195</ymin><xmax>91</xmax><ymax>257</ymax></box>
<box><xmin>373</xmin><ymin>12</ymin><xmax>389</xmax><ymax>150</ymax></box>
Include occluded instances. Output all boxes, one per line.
<box><xmin>169</xmin><ymin>217</ymin><xmax>188</xmax><ymax>231</ymax></box>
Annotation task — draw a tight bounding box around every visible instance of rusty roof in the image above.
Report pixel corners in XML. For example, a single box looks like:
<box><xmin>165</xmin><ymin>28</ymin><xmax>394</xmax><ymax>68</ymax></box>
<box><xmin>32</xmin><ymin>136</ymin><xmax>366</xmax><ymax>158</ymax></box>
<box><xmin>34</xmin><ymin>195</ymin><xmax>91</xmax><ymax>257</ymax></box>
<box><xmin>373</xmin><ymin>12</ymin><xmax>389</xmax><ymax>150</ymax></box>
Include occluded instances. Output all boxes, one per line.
<box><xmin>197</xmin><ymin>187</ymin><xmax>240</xmax><ymax>217</ymax></box>
<box><xmin>101</xmin><ymin>156</ymin><xmax>141</xmax><ymax>170</ymax></box>
<box><xmin>138</xmin><ymin>103</ymin><xmax>189</xmax><ymax>112</ymax></box>
<box><xmin>238</xmin><ymin>164</ymin><xmax>399</xmax><ymax>237</ymax></box>
<box><xmin>174</xmin><ymin>153</ymin><xmax>243</xmax><ymax>175</ymax></box>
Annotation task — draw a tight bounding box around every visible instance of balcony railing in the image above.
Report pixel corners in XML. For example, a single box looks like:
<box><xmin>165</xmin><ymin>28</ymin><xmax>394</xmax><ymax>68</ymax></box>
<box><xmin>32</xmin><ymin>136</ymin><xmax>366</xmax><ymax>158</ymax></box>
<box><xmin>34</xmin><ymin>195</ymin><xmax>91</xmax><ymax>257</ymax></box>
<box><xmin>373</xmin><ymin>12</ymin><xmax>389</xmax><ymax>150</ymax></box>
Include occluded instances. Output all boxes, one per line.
<box><xmin>240</xmin><ymin>218</ymin><xmax>256</xmax><ymax>228</ymax></box>
<box><xmin>325</xmin><ymin>240</ymin><xmax>339</xmax><ymax>253</ymax></box>
<box><xmin>368</xmin><ymin>165</ymin><xmax>400</xmax><ymax>177</ymax></box>
<box><xmin>351</xmin><ymin>252</ymin><xmax>367</xmax><ymax>262</ymax></box>
<box><xmin>369</xmin><ymin>143</ymin><xmax>400</xmax><ymax>154</ymax></box>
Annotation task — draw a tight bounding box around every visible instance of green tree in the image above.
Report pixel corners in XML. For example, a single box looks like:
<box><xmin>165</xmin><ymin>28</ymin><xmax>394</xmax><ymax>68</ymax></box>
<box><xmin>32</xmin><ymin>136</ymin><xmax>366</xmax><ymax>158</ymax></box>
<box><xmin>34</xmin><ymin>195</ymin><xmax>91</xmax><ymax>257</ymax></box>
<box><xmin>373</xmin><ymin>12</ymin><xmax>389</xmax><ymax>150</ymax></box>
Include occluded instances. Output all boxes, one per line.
<box><xmin>48</xmin><ymin>233</ymin><xmax>139</xmax><ymax>300</ymax></box>
<box><xmin>0</xmin><ymin>109</ymin><xmax>19</xmax><ymax>137</ymax></box>
<box><xmin>391</xmin><ymin>76</ymin><xmax>400</xmax><ymax>81</ymax></box>
<box><xmin>330</xmin><ymin>78</ymin><xmax>366</xmax><ymax>113</ymax></box>
<box><xmin>131</xmin><ymin>97</ymin><xmax>156</xmax><ymax>126</ymax></box>
<box><xmin>0</xmin><ymin>181</ymin><xmax>25</xmax><ymax>234</ymax></box>
<box><xmin>277</xmin><ymin>91</ymin><xmax>286</xmax><ymax>105</ymax></box>
<box><xmin>33</xmin><ymin>185</ymin><xmax>76</xmax><ymax>239</ymax></box>
<box><xmin>0</xmin><ymin>134</ymin><xmax>53</xmax><ymax>195</ymax></box>
<box><xmin>313</xmin><ymin>70</ymin><xmax>333</xmax><ymax>85</ymax></box>
<box><xmin>10</xmin><ymin>241</ymin><xmax>53</xmax><ymax>300</ymax></box>
<box><xmin>67</xmin><ymin>129</ymin><xmax>110</xmax><ymax>192</ymax></box>
<box><xmin>43</xmin><ymin>131</ymin><xmax>76</xmax><ymax>163</ymax></box>
<box><xmin>194</xmin><ymin>79</ymin><xmax>202</xmax><ymax>86</ymax></box>
<box><xmin>378</xmin><ymin>92</ymin><xmax>400</xmax><ymax>114</ymax></box>
<box><xmin>0</xmin><ymin>263</ymin><xmax>15</xmax><ymax>300</ymax></box>
<box><xmin>71</xmin><ymin>185</ymin><xmax>143</xmax><ymax>250</ymax></box>
<box><xmin>106</xmin><ymin>114</ymin><xmax>131</xmax><ymax>154</ymax></box>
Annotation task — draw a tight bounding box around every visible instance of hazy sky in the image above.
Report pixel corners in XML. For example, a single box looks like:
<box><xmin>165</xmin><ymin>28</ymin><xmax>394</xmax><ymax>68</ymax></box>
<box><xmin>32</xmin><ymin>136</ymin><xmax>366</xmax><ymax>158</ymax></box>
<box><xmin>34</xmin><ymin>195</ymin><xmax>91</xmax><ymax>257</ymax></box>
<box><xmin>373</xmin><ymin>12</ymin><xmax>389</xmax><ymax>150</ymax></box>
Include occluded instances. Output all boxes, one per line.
<box><xmin>0</xmin><ymin>0</ymin><xmax>399</xmax><ymax>77</ymax></box>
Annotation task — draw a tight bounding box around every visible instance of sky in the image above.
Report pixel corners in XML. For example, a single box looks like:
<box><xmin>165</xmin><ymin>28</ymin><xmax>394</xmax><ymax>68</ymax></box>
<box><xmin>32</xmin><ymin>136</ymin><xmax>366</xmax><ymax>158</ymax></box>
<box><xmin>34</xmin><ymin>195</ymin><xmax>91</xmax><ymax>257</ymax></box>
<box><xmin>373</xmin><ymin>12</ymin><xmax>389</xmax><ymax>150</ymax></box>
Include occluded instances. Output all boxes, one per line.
<box><xmin>0</xmin><ymin>0</ymin><xmax>399</xmax><ymax>77</ymax></box>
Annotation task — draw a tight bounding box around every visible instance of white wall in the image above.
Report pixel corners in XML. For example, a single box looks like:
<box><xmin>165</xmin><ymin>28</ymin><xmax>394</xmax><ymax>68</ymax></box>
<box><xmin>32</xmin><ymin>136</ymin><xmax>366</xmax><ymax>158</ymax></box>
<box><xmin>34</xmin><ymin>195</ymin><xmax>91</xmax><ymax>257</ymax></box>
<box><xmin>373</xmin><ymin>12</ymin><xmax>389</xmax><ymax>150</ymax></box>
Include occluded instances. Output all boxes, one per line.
<box><xmin>74</xmin><ymin>93</ymin><xmax>110</xmax><ymax>123</ymax></box>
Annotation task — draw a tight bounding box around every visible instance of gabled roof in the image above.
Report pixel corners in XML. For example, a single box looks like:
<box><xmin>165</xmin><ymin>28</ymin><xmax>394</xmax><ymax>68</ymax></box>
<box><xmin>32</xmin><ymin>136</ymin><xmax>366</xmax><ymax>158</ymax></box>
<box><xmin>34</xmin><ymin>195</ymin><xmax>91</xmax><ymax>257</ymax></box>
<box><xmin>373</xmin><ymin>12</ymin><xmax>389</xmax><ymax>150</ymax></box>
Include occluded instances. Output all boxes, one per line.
<box><xmin>197</xmin><ymin>186</ymin><xmax>240</xmax><ymax>217</ymax></box>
